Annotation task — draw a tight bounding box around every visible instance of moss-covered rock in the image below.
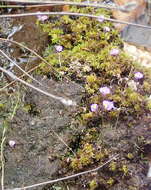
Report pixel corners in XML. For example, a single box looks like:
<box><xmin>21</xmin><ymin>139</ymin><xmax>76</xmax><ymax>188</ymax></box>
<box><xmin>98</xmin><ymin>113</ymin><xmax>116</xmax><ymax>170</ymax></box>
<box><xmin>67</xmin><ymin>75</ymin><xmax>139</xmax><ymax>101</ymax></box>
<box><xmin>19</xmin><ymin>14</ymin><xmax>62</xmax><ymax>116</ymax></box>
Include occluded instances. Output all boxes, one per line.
<box><xmin>36</xmin><ymin>2</ymin><xmax>151</xmax><ymax>189</ymax></box>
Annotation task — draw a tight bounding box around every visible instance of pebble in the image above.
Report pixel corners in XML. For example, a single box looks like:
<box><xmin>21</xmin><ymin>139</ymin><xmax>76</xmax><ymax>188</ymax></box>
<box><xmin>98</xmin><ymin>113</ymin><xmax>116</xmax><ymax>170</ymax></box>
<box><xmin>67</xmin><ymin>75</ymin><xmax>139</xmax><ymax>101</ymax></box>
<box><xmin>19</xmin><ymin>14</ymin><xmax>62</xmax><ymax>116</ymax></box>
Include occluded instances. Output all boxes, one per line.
<box><xmin>124</xmin><ymin>43</ymin><xmax>151</xmax><ymax>69</ymax></box>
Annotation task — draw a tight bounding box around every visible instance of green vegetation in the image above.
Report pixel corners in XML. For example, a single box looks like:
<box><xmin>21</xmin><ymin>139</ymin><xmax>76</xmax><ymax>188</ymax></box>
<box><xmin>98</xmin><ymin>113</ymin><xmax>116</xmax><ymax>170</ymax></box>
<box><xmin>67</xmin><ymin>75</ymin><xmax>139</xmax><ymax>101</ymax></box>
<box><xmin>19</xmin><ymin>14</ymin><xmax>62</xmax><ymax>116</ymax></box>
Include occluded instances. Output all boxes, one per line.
<box><xmin>0</xmin><ymin>1</ymin><xmax>149</xmax><ymax>189</ymax></box>
<box><xmin>37</xmin><ymin>5</ymin><xmax>150</xmax><ymax>119</ymax></box>
<box><xmin>36</xmin><ymin>3</ymin><xmax>151</xmax><ymax>189</ymax></box>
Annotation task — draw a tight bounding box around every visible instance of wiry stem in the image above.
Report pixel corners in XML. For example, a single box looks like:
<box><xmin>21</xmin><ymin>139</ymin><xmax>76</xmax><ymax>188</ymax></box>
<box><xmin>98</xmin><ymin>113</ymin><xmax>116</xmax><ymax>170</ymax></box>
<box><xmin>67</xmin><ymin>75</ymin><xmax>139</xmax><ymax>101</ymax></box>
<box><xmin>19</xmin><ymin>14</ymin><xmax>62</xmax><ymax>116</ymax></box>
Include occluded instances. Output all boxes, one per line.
<box><xmin>0</xmin><ymin>66</ymin><xmax>77</xmax><ymax>106</ymax></box>
<box><xmin>0</xmin><ymin>37</ymin><xmax>52</xmax><ymax>70</ymax></box>
<box><xmin>5</xmin><ymin>154</ymin><xmax>119</xmax><ymax>190</ymax></box>
<box><xmin>1</xmin><ymin>0</ymin><xmax>137</xmax><ymax>12</ymax></box>
<box><xmin>0</xmin><ymin>12</ymin><xmax>151</xmax><ymax>30</ymax></box>
<box><xmin>1</xmin><ymin>122</ymin><xmax>7</xmax><ymax>190</ymax></box>
<box><xmin>0</xmin><ymin>49</ymin><xmax>44</xmax><ymax>87</ymax></box>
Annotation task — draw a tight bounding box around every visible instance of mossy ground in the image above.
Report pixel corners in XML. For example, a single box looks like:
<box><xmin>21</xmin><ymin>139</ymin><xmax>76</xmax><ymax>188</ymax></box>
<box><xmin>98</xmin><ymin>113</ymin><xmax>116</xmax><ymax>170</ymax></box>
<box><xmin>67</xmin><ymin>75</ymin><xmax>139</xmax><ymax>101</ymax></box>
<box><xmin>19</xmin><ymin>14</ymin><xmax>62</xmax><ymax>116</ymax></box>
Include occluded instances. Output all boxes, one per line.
<box><xmin>36</xmin><ymin>3</ymin><xmax>151</xmax><ymax>190</ymax></box>
<box><xmin>0</xmin><ymin>2</ymin><xmax>151</xmax><ymax>190</ymax></box>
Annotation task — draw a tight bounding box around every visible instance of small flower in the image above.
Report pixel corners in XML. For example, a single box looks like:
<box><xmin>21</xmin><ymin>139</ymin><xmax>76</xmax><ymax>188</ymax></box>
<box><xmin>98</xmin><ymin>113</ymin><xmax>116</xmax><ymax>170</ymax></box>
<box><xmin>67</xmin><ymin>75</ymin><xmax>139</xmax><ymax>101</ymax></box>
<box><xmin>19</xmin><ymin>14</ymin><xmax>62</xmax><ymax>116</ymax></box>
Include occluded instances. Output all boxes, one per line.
<box><xmin>55</xmin><ymin>45</ymin><xmax>63</xmax><ymax>52</ymax></box>
<box><xmin>103</xmin><ymin>26</ymin><xmax>110</xmax><ymax>32</ymax></box>
<box><xmin>98</xmin><ymin>15</ymin><xmax>105</xmax><ymax>23</ymax></box>
<box><xmin>99</xmin><ymin>86</ymin><xmax>111</xmax><ymax>95</ymax></box>
<box><xmin>103</xmin><ymin>100</ymin><xmax>115</xmax><ymax>111</ymax></box>
<box><xmin>134</xmin><ymin>72</ymin><xmax>143</xmax><ymax>80</ymax></box>
<box><xmin>110</xmin><ymin>48</ymin><xmax>120</xmax><ymax>56</ymax></box>
<box><xmin>90</xmin><ymin>103</ymin><xmax>98</xmax><ymax>112</ymax></box>
<box><xmin>37</xmin><ymin>12</ymin><xmax>48</xmax><ymax>21</ymax></box>
<box><xmin>8</xmin><ymin>140</ymin><xmax>16</xmax><ymax>148</ymax></box>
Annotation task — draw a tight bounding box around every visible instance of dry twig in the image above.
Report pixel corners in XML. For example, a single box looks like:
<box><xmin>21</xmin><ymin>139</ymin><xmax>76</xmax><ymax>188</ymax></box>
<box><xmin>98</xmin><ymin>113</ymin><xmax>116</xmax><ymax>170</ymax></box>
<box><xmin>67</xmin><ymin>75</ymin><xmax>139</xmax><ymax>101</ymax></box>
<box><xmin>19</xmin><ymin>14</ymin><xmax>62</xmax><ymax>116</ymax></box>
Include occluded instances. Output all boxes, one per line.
<box><xmin>0</xmin><ymin>66</ymin><xmax>76</xmax><ymax>106</ymax></box>
<box><xmin>0</xmin><ymin>12</ymin><xmax>151</xmax><ymax>30</ymax></box>
<box><xmin>0</xmin><ymin>122</ymin><xmax>7</xmax><ymax>190</ymax></box>
<box><xmin>0</xmin><ymin>49</ymin><xmax>44</xmax><ymax>87</ymax></box>
<box><xmin>0</xmin><ymin>37</ymin><xmax>75</xmax><ymax>91</ymax></box>
<box><xmin>1</xmin><ymin>0</ymin><xmax>137</xmax><ymax>12</ymax></box>
<box><xmin>5</xmin><ymin>154</ymin><xmax>119</xmax><ymax>190</ymax></box>
<box><xmin>0</xmin><ymin>38</ymin><xmax>50</xmax><ymax>67</ymax></box>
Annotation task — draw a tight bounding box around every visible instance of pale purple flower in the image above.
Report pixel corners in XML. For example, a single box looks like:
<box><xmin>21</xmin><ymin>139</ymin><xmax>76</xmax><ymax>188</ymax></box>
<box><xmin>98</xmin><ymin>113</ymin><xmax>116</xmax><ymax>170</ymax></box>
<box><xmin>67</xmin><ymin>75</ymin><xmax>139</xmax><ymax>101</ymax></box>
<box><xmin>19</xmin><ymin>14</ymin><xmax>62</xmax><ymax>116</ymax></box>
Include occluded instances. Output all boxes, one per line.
<box><xmin>90</xmin><ymin>103</ymin><xmax>98</xmax><ymax>112</ymax></box>
<box><xmin>103</xmin><ymin>100</ymin><xmax>115</xmax><ymax>111</ymax></box>
<box><xmin>37</xmin><ymin>12</ymin><xmax>48</xmax><ymax>21</ymax></box>
<box><xmin>55</xmin><ymin>45</ymin><xmax>63</xmax><ymax>52</ymax></box>
<box><xmin>8</xmin><ymin>140</ymin><xmax>16</xmax><ymax>148</ymax></box>
<box><xmin>103</xmin><ymin>26</ymin><xmax>110</xmax><ymax>32</ymax></box>
<box><xmin>99</xmin><ymin>86</ymin><xmax>111</xmax><ymax>95</ymax></box>
<box><xmin>110</xmin><ymin>48</ymin><xmax>120</xmax><ymax>56</ymax></box>
<box><xmin>98</xmin><ymin>15</ymin><xmax>105</xmax><ymax>23</ymax></box>
<box><xmin>134</xmin><ymin>72</ymin><xmax>143</xmax><ymax>80</ymax></box>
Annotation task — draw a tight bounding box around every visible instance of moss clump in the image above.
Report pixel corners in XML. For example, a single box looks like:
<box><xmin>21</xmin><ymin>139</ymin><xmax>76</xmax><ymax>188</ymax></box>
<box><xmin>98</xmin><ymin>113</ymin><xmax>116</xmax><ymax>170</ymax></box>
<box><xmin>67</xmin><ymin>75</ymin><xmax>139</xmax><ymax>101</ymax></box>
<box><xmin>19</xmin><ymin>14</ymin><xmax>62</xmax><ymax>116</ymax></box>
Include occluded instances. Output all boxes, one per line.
<box><xmin>70</xmin><ymin>143</ymin><xmax>95</xmax><ymax>170</ymax></box>
<box><xmin>23</xmin><ymin>103</ymin><xmax>40</xmax><ymax>116</ymax></box>
<box><xmin>38</xmin><ymin>4</ymin><xmax>150</xmax><ymax>123</ymax></box>
<box><xmin>37</xmin><ymin>2</ymin><xmax>151</xmax><ymax>189</ymax></box>
<box><xmin>107</xmin><ymin>177</ymin><xmax>115</xmax><ymax>186</ymax></box>
<box><xmin>146</xmin><ymin>99</ymin><xmax>151</xmax><ymax>110</ymax></box>
<box><xmin>109</xmin><ymin>161</ymin><xmax>117</xmax><ymax>171</ymax></box>
<box><xmin>70</xmin><ymin>142</ymin><xmax>109</xmax><ymax>170</ymax></box>
<box><xmin>89</xmin><ymin>179</ymin><xmax>98</xmax><ymax>190</ymax></box>
<box><xmin>0</xmin><ymin>103</ymin><xmax>5</xmax><ymax>112</ymax></box>
<box><xmin>69</xmin><ymin>127</ymin><xmax>109</xmax><ymax>171</ymax></box>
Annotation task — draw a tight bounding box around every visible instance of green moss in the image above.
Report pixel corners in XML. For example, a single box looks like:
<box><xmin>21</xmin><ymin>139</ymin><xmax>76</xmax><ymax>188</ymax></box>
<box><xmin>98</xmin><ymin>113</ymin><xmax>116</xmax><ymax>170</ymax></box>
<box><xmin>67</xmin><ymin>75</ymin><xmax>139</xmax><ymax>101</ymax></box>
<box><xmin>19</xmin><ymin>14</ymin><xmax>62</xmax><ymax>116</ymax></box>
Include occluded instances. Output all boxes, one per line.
<box><xmin>70</xmin><ymin>142</ymin><xmax>108</xmax><ymax>170</ymax></box>
<box><xmin>69</xmin><ymin>128</ymin><xmax>110</xmax><ymax>170</ymax></box>
<box><xmin>23</xmin><ymin>104</ymin><xmax>32</xmax><ymax>112</ymax></box>
<box><xmin>70</xmin><ymin>143</ymin><xmax>95</xmax><ymax>170</ymax></box>
<box><xmin>36</xmin><ymin>2</ymin><xmax>151</xmax><ymax>189</ymax></box>
<box><xmin>0</xmin><ymin>103</ymin><xmax>5</xmax><ymax>111</ymax></box>
<box><xmin>120</xmin><ymin>165</ymin><xmax>129</xmax><ymax>175</ymax></box>
<box><xmin>127</xmin><ymin>153</ymin><xmax>134</xmax><ymax>159</ymax></box>
<box><xmin>143</xmin><ymin>81</ymin><xmax>151</xmax><ymax>93</ymax></box>
<box><xmin>146</xmin><ymin>99</ymin><xmax>151</xmax><ymax>110</ymax></box>
<box><xmin>89</xmin><ymin>179</ymin><xmax>98</xmax><ymax>190</ymax></box>
<box><xmin>82</xmin><ymin>112</ymin><xmax>93</xmax><ymax>119</ymax></box>
<box><xmin>107</xmin><ymin>178</ymin><xmax>115</xmax><ymax>186</ymax></box>
<box><xmin>23</xmin><ymin>104</ymin><xmax>40</xmax><ymax>116</ymax></box>
<box><xmin>38</xmin><ymin>0</ymin><xmax>150</xmax><ymax>141</ymax></box>
<box><xmin>109</xmin><ymin>161</ymin><xmax>117</xmax><ymax>171</ymax></box>
<box><xmin>86</xmin><ymin>74</ymin><xmax>97</xmax><ymax>84</ymax></box>
<box><xmin>38</xmin><ymin>5</ymin><xmax>125</xmax><ymax>82</ymax></box>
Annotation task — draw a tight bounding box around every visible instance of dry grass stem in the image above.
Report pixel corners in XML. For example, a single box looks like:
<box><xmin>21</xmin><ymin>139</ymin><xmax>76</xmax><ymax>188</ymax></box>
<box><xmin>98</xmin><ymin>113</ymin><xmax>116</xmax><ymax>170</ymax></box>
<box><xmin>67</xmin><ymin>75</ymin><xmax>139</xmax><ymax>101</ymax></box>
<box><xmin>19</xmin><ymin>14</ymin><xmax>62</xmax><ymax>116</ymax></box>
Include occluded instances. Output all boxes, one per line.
<box><xmin>1</xmin><ymin>0</ymin><xmax>137</xmax><ymax>12</ymax></box>
<box><xmin>0</xmin><ymin>12</ymin><xmax>151</xmax><ymax>30</ymax></box>
<box><xmin>0</xmin><ymin>123</ymin><xmax>7</xmax><ymax>190</ymax></box>
<box><xmin>0</xmin><ymin>49</ymin><xmax>44</xmax><ymax>87</ymax></box>
<box><xmin>5</xmin><ymin>154</ymin><xmax>119</xmax><ymax>190</ymax></box>
<box><xmin>0</xmin><ymin>66</ymin><xmax>76</xmax><ymax>106</ymax></box>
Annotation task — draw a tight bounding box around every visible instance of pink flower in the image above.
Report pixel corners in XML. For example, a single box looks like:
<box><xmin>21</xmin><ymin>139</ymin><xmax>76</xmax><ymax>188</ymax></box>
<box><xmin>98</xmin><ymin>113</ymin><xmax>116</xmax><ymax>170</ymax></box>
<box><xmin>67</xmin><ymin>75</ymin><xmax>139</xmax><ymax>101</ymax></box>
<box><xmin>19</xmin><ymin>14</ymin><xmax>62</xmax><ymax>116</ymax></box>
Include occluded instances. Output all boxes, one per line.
<box><xmin>99</xmin><ymin>86</ymin><xmax>111</xmax><ymax>95</ymax></box>
<box><xmin>8</xmin><ymin>140</ymin><xmax>16</xmax><ymax>148</ymax></box>
<box><xmin>110</xmin><ymin>48</ymin><xmax>120</xmax><ymax>56</ymax></box>
<box><xmin>103</xmin><ymin>26</ymin><xmax>110</xmax><ymax>32</ymax></box>
<box><xmin>55</xmin><ymin>45</ymin><xmax>63</xmax><ymax>52</ymax></box>
<box><xmin>37</xmin><ymin>12</ymin><xmax>48</xmax><ymax>21</ymax></box>
<box><xmin>134</xmin><ymin>72</ymin><xmax>143</xmax><ymax>80</ymax></box>
<box><xmin>98</xmin><ymin>15</ymin><xmax>105</xmax><ymax>23</ymax></box>
<box><xmin>103</xmin><ymin>100</ymin><xmax>115</xmax><ymax>111</ymax></box>
<box><xmin>90</xmin><ymin>103</ymin><xmax>98</xmax><ymax>112</ymax></box>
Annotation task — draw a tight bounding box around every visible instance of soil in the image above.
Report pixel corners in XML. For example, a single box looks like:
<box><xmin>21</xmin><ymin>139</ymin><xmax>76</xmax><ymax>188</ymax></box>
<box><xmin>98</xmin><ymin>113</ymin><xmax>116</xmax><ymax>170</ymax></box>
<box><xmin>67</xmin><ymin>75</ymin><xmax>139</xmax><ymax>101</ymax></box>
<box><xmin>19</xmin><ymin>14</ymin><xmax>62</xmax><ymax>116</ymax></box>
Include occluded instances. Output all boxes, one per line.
<box><xmin>0</xmin><ymin>12</ymin><xmax>85</xmax><ymax>190</ymax></box>
<box><xmin>4</xmin><ymin>77</ymin><xmax>84</xmax><ymax>190</ymax></box>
